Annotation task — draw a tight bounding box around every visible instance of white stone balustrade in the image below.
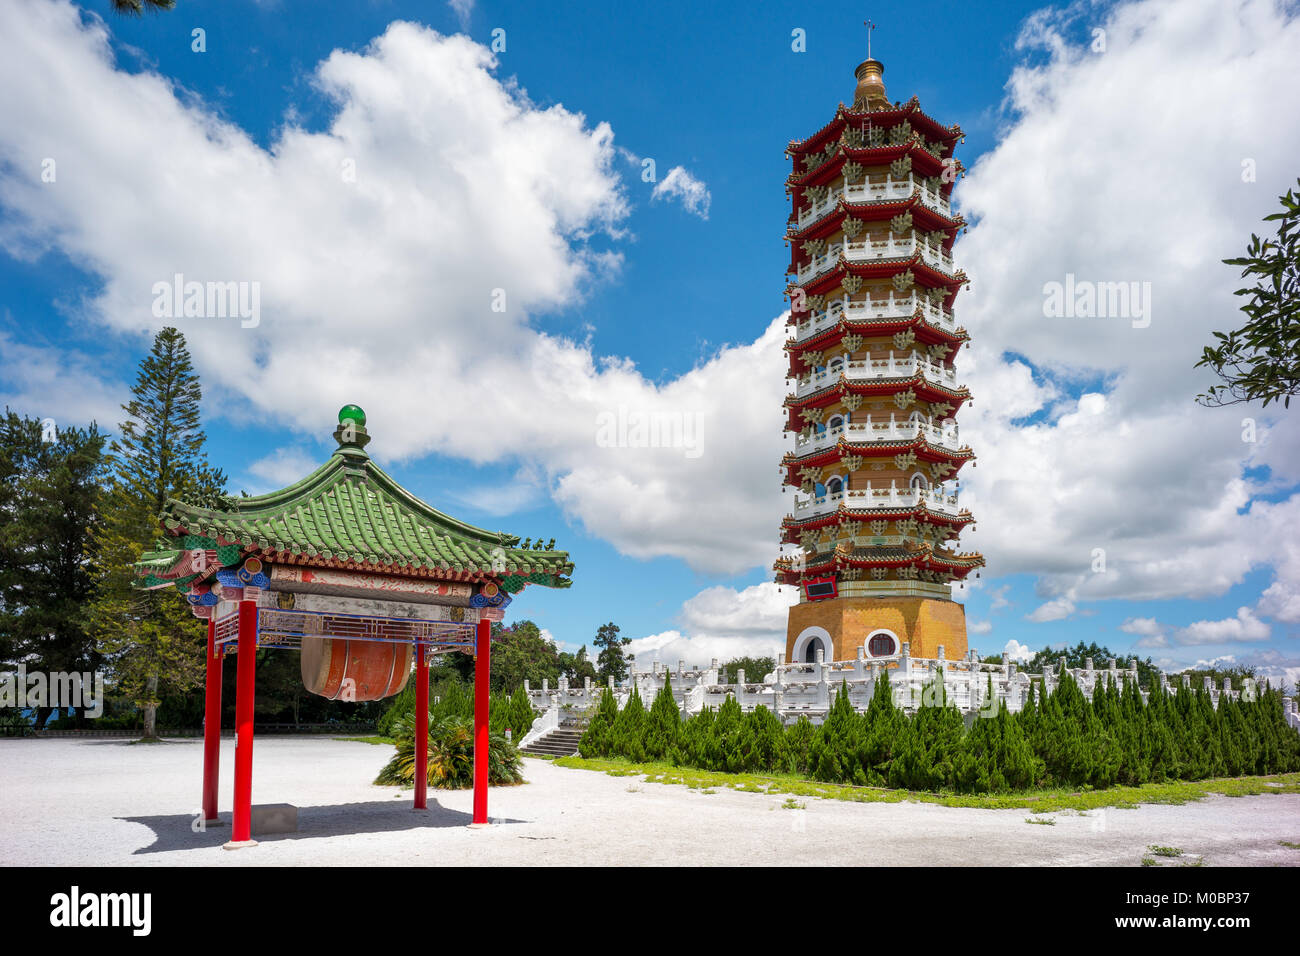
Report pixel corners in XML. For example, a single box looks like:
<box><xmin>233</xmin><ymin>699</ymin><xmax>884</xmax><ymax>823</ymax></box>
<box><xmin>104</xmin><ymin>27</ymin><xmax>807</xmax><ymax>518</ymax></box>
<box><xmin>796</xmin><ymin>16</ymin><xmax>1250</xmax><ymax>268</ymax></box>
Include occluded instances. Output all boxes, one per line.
<box><xmin>792</xmin><ymin>293</ymin><xmax>955</xmax><ymax>342</ymax></box>
<box><xmin>794</xmin><ymin>176</ymin><xmax>951</xmax><ymax>231</ymax></box>
<box><xmin>795</xmin><ymin>351</ymin><xmax>960</xmax><ymax>397</ymax></box>
<box><xmin>794</xmin><ymin>415</ymin><xmax>963</xmax><ymax>454</ymax></box>
<box><xmin>792</xmin><ymin>482</ymin><xmax>964</xmax><ymax>519</ymax></box>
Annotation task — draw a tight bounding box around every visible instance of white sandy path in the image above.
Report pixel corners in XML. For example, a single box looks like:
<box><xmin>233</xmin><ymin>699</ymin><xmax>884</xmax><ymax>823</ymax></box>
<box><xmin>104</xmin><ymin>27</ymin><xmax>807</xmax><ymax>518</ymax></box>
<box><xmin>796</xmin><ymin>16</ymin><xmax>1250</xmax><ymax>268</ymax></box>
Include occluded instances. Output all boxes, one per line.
<box><xmin>2</xmin><ymin>737</ymin><xmax>1299</xmax><ymax>866</ymax></box>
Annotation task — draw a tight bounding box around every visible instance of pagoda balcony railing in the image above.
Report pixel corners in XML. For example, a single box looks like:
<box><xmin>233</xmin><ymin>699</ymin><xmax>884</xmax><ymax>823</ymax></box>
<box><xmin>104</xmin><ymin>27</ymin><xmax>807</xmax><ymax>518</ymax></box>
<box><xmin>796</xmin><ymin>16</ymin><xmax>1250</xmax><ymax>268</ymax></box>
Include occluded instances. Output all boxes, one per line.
<box><xmin>794</xmin><ymin>232</ymin><xmax>957</xmax><ymax>286</ymax></box>
<box><xmin>794</xmin><ymin>175</ymin><xmax>952</xmax><ymax>231</ymax></box>
<box><xmin>795</xmin><ymin>351</ymin><xmax>961</xmax><ymax>396</ymax></box>
<box><xmin>792</xmin><ymin>483</ymin><xmax>964</xmax><ymax>518</ymax></box>
<box><xmin>793</xmin><ymin>293</ymin><xmax>956</xmax><ymax>342</ymax></box>
<box><xmin>794</xmin><ymin>416</ymin><xmax>963</xmax><ymax>454</ymax></box>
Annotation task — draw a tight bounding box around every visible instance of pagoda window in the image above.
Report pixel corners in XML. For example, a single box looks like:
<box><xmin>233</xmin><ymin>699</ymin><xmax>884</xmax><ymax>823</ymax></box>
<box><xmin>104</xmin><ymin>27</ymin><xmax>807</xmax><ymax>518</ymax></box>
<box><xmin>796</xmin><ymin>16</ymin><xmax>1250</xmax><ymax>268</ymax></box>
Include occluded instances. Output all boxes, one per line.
<box><xmin>826</xmin><ymin>477</ymin><xmax>843</xmax><ymax>495</ymax></box>
<box><xmin>910</xmin><ymin>472</ymin><xmax>929</xmax><ymax>492</ymax></box>
<box><xmin>867</xmin><ymin>630</ymin><xmax>899</xmax><ymax>657</ymax></box>
<box><xmin>827</xmin><ymin>414</ymin><xmax>845</xmax><ymax>432</ymax></box>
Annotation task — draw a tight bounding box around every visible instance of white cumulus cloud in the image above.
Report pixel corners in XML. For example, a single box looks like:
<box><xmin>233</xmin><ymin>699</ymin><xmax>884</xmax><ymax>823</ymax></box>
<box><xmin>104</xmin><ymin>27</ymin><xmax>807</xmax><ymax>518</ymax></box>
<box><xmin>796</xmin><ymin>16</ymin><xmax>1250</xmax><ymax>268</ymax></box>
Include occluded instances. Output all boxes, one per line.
<box><xmin>651</xmin><ymin>165</ymin><xmax>711</xmax><ymax>219</ymax></box>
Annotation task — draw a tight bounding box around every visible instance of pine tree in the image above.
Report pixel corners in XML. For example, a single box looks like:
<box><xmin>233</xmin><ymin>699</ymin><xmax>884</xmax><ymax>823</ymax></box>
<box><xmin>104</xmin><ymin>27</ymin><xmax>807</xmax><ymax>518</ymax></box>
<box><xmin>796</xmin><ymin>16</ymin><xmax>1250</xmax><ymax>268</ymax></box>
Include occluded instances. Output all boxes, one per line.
<box><xmin>593</xmin><ymin>622</ymin><xmax>632</xmax><ymax>684</ymax></box>
<box><xmin>0</xmin><ymin>412</ymin><xmax>108</xmax><ymax>726</ymax></box>
<box><xmin>86</xmin><ymin>328</ymin><xmax>227</xmax><ymax>740</ymax></box>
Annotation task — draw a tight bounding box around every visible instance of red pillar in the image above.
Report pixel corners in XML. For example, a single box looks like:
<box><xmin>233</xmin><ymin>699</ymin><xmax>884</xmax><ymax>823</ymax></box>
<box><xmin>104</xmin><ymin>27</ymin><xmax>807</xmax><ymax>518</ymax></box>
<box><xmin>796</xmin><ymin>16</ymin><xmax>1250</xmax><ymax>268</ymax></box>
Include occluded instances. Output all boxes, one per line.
<box><xmin>414</xmin><ymin>642</ymin><xmax>428</xmax><ymax>811</ymax></box>
<box><xmin>471</xmin><ymin>616</ymin><xmax>491</xmax><ymax>827</ymax></box>
<box><xmin>201</xmin><ymin>617</ymin><xmax>223</xmax><ymax>824</ymax></box>
<box><xmin>226</xmin><ymin>599</ymin><xmax>258</xmax><ymax>848</ymax></box>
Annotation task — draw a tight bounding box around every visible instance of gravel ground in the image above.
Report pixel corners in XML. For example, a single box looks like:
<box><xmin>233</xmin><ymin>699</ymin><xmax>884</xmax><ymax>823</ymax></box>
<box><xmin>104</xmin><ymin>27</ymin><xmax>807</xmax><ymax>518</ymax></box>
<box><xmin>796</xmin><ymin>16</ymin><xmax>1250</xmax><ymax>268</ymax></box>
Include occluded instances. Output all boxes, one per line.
<box><xmin>3</xmin><ymin>736</ymin><xmax>1299</xmax><ymax>866</ymax></box>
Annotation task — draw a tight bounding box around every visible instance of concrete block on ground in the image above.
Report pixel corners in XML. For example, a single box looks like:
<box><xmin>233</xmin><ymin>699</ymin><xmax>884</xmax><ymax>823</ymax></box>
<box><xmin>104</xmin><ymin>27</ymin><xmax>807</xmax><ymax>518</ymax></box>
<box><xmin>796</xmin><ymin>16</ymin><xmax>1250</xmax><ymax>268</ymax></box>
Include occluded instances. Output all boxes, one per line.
<box><xmin>251</xmin><ymin>803</ymin><xmax>298</xmax><ymax>835</ymax></box>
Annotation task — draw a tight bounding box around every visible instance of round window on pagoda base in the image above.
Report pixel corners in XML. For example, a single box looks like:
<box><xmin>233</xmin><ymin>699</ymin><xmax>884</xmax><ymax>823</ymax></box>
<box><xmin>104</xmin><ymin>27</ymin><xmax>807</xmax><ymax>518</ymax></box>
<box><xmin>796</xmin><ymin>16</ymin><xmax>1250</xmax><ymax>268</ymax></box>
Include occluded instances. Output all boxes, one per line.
<box><xmin>866</xmin><ymin>629</ymin><xmax>899</xmax><ymax>658</ymax></box>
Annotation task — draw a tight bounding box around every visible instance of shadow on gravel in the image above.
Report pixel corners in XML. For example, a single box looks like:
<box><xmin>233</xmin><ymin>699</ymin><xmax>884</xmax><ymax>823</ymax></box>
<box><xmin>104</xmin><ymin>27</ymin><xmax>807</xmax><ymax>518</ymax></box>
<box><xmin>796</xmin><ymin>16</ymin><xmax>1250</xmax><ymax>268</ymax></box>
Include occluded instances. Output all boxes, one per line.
<box><xmin>120</xmin><ymin>800</ymin><xmax>525</xmax><ymax>854</ymax></box>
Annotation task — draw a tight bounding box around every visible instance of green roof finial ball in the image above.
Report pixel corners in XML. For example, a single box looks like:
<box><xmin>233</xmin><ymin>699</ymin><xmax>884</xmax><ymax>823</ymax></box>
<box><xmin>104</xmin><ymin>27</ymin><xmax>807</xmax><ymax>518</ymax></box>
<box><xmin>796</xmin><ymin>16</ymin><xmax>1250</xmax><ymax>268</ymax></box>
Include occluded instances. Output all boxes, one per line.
<box><xmin>338</xmin><ymin>404</ymin><xmax>367</xmax><ymax>427</ymax></box>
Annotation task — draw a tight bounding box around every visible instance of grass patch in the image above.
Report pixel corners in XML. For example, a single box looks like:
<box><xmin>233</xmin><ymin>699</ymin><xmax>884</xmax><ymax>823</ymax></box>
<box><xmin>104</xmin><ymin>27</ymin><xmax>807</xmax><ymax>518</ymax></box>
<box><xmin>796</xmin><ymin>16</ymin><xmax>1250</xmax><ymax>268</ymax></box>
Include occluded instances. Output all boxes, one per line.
<box><xmin>1141</xmin><ymin>857</ymin><xmax>1158</xmax><ymax>866</ymax></box>
<box><xmin>1279</xmin><ymin>840</ymin><xmax>1300</xmax><ymax>849</ymax></box>
<box><xmin>1026</xmin><ymin>817</ymin><xmax>1056</xmax><ymax>825</ymax></box>
<box><xmin>782</xmin><ymin>798</ymin><xmax>806</xmax><ymax>810</ymax></box>
<box><xmin>1148</xmin><ymin>845</ymin><xmax>1183</xmax><ymax>857</ymax></box>
<box><xmin>334</xmin><ymin>735</ymin><xmax>395</xmax><ymax>746</ymax></box>
<box><xmin>550</xmin><ymin>757</ymin><xmax>1300</xmax><ymax>812</ymax></box>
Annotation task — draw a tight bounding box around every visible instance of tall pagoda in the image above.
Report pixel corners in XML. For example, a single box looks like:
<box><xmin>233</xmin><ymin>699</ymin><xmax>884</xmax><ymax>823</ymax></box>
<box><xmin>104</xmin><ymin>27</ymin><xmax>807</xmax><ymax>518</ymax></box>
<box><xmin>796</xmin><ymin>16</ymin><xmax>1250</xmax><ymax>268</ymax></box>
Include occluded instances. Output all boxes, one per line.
<box><xmin>774</xmin><ymin>52</ymin><xmax>984</xmax><ymax>664</ymax></box>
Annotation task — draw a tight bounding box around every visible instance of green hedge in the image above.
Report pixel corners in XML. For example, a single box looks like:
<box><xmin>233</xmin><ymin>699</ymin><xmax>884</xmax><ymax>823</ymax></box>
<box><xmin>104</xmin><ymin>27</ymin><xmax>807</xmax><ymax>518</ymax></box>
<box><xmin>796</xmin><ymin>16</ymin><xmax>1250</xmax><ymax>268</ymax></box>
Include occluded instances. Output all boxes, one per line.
<box><xmin>578</xmin><ymin>671</ymin><xmax>1300</xmax><ymax>794</ymax></box>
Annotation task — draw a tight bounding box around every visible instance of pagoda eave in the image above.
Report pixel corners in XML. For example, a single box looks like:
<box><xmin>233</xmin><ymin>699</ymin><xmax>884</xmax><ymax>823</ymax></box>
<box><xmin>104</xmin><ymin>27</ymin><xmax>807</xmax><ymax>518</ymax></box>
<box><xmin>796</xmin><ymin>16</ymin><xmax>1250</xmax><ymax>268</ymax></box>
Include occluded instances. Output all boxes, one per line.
<box><xmin>782</xmin><ymin>441</ymin><xmax>974</xmax><ymax>475</ymax></box>
<box><xmin>784</xmin><ymin>319</ymin><xmax>969</xmax><ymax>359</ymax></box>
<box><xmin>786</xmin><ymin>196</ymin><xmax>964</xmax><ymax>244</ymax></box>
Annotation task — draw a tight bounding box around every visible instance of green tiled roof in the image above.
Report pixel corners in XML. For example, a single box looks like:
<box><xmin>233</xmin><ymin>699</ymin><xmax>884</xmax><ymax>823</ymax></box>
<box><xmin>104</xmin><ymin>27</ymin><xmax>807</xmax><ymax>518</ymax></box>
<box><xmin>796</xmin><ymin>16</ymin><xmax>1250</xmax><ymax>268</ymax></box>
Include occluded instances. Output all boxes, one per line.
<box><xmin>136</xmin><ymin>416</ymin><xmax>573</xmax><ymax>590</ymax></box>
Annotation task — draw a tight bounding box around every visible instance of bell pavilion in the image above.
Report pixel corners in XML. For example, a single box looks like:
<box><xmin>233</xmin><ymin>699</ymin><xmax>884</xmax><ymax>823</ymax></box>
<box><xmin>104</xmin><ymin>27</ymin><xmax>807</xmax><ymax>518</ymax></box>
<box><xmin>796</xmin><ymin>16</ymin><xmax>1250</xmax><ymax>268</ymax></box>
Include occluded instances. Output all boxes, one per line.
<box><xmin>133</xmin><ymin>405</ymin><xmax>573</xmax><ymax>848</ymax></box>
<box><xmin>775</xmin><ymin>51</ymin><xmax>984</xmax><ymax>665</ymax></box>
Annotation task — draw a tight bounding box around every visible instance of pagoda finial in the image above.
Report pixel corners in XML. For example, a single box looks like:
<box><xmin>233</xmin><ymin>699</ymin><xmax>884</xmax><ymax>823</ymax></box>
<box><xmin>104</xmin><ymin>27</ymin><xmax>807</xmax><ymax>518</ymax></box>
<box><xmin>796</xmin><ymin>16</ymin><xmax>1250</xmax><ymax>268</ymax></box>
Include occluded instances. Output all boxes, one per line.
<box><xmin>853</xmin><ymin>21</ymin><xmax>889</xmax><ymax>111</ymax></box>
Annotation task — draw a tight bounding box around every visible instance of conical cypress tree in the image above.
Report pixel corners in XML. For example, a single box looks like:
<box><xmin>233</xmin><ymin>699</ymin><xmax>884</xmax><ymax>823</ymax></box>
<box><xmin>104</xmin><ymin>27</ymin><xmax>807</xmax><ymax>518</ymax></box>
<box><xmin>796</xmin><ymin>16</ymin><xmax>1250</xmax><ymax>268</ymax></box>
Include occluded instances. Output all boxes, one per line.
<box><xmin>677</xmin><ymin>705</ymin><xmax>715</xmax><ymax>768</ymax></box>
<box><xmin>710</xmin><ymin>694</ymin><xmax>745</xmax><ymax>773</ymax></box>
<box><xmin>738</xmin><ymin>704</ymin><xmax>787</xmax><ymax>773</ymax></box>
<box><xmin>861</xmin><ymin>668</ymin><xmax>901</xmax><ymax>784</ymax></box>
<box><xmin>579</xmin><ymin>685</ymin><xmax>620</xmax><ymax>758</ymax></box>
<box><xmin>784</xmin><ymin>714</ymin><xmax>816</xmax><ymax>775</ymax></box>
<box><xmin>645</xmin><ymin>674</ymin><xmax>681</xmax><ymax>760</ymax></box>
<box><xmin>810</xmin><ymin>682</ymin><xmax>866</xmax><ymax>784</ymax></box>
<box><xmin>507</xmin><ymin>686</ymin><xmax>536</xmax><ymax>741</ymax></box>
<box><xmin>612</xmin><ymin>684</ymin><xmax>647</xmax><ymax>761</ymax></box>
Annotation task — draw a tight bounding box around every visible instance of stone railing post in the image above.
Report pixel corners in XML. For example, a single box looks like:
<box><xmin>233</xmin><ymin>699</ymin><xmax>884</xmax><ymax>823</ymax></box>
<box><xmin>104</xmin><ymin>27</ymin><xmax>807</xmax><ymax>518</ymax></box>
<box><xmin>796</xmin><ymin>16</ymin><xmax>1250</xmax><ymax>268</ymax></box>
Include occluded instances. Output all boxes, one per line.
<box><xmin>816</xmin><ymin>649</ymin><xmax>830</xmax><ymax>709</ymax></box>
<box><xmin>736</xmin><ymin>669</ymin><xmax>747</xmax><ymax>708</ymax></box>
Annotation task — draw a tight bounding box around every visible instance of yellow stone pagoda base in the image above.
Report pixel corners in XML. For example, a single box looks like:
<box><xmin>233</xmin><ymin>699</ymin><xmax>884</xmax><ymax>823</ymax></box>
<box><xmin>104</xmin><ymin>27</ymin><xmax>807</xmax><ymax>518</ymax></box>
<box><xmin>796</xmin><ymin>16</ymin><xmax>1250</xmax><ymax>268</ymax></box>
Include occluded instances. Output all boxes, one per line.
<box><xmin>784</xmin><ymin>596</ymin><xmax>969</xmax><ymax>663</ymax></box>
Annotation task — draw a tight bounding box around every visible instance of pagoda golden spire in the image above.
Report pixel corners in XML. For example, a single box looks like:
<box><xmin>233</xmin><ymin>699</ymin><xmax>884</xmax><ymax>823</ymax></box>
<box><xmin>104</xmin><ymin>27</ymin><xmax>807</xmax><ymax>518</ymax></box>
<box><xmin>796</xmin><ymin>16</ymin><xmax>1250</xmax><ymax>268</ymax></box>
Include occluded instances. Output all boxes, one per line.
<box><xmin>853</xmin><ymin>20</ymin><xmax>889</xmax><ymax>109</ymax></box>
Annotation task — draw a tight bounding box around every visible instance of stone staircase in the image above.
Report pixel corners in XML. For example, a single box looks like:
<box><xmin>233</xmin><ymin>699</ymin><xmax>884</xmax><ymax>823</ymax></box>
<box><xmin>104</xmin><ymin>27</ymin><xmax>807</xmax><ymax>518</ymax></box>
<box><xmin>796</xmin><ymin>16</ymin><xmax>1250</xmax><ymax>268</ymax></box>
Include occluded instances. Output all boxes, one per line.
<box><xmin>521</xmin><ymin>726</ymin><xmax>585</xmax><ymax>758</ymax></box>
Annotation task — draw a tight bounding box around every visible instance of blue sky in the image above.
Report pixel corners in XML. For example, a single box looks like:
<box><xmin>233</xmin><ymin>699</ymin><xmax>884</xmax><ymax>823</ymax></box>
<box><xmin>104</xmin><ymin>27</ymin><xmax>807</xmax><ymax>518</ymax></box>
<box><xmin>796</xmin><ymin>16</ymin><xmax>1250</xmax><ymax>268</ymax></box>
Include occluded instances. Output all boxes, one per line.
<box><xmin>2</xmin><ymin>0</ymin><xmax>1298</xmax><ymax>684</ymax></box>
